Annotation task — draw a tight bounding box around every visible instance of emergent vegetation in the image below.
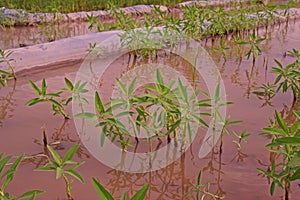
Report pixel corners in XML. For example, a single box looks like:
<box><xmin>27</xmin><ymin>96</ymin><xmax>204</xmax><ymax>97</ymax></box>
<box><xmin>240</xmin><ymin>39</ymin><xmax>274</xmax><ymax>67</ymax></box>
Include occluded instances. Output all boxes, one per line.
<box><xmin>0</xmin><ymin>0</ymin><xmax>300</xmax><ymax>199</ymax></box>
<box><xmin>0</xmin><ymin>0</ymin><xmax>187</xmax><ymax>13</ymax></box>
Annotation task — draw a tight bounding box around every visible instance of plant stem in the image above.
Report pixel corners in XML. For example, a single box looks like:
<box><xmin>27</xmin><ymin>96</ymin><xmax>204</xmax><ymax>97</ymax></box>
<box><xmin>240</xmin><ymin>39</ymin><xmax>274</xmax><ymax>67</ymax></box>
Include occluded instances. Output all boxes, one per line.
<box><xmin>63</xmin><ymin>174</ymin><xmax>73</xmax><ymax>200</ymax></box>
<box><xmin>5</xmin><ymin>60</ymin><xmax>16</xmax><ymax>80</ymax></box>
<box><xmin>219</xmin><ymin>133</ymin><xmax>223</xmax><ymax>154</ymax></box>
<box><xmin>117</xmin><ymin>128</ymin><xmax>126</xmax><ymax>151</ymax></box>
<box><xmin>285</xmin><ymin>181</ymin><xmax>290</xmax><ymax>200</ymax></box>
<box><xmin>58</xmin><ymin>107</ymin><xmax>70</xmax><ymax>119</ymax></box>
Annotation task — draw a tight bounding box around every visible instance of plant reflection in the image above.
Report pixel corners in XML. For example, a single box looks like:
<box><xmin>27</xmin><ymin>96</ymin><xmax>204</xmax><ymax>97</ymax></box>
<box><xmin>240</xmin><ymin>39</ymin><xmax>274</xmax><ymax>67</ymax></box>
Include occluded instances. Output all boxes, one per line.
<box><xmin>0</xmin><ymin>22</ymin><xmax>92</xmax><ymax>50</ymax></box>
<box><xmin>27</xmin><ymin>119</ymin><xmax>90</xmax><ymax>168</ymax></box>
<box><xmin>0</xmin><ymin>81</ymin><xmax>16</xmax><ymax>127</ymax></box>
<box><xmin>105</xmin><ymin>151</ymin><xmax>190</xmax><ymax>199</ymax></box>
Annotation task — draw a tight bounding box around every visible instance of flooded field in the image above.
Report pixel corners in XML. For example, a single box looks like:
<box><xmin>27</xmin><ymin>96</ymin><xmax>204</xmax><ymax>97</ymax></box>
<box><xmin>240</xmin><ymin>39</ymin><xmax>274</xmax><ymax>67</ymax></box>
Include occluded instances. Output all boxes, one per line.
<box><xmin>0</xmin><ymin>14</ymin><xmax>300</xmax><ymax>200</ymax></box>
<box><xmin>0</xmin><ymin>22</ymin><xmax>93</xmax><ymax>50</ymax></box>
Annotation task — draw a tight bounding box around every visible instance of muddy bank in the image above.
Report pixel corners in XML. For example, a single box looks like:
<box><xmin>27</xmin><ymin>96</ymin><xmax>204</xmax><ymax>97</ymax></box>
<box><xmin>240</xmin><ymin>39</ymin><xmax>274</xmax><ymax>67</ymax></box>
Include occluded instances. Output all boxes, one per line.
<box><xmin>3</xmin><ymin>30</ymin><xmax>121</xmax><ymax>76</ymax></box>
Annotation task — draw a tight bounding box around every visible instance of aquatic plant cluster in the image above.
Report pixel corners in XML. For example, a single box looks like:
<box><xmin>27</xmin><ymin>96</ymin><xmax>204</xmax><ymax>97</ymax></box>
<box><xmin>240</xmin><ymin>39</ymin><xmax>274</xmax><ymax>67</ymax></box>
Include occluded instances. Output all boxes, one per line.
<box><xmin>85</xmin><ymin>0</ymin><xmax>297</xmax><ymax>65</ymax></box>
<box><xmin>87</xmin><ymin>1</ymin><xmax>297</xmax><ymax>38</ymax></box>
<box><xmin>0</xmin><ymin>0</ymin><xmax>300</xmax><ymax>200</ymax></box>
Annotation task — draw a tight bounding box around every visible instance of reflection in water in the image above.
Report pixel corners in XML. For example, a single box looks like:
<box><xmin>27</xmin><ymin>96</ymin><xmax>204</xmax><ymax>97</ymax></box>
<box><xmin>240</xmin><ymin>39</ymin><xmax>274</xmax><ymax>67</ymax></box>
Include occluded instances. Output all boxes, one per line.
<box><xmin>280</xmin><ymin>96</ymin><xmax>300</xmax><ymax>126</ymax></box>
<box><xmin>245</xmin><ymin>63</ymin><xmax>259</xmax><ymax>98</ymax></box>
<box><xmin>202</xmin><ymin>150</ymin><xmax>226</xmax><ymax>199</ymax></box>
<box><xmin>51</xmin><ymin>119</ymin><xmax>75</xmax><ymax>143</ymax></box>
<box><xmin>0</xmin><ymin>22</ymin><xmax>92</xmax><ymax>50</ymax></box>
<box><xmin>230</xmin><ymin>151</ymin><xmax>248</xmax><ymax>163</ymax></box>
<box><xmin>230</xmin><ymin>57</ymin><xmax>243</xmax><ymax>85</ymax></box>
<box><xmin>0</xmin><ymin>81</ymin><xmax>16</xmax><ymax>127</ymax></box>
<box><xmin>105</xmin><ymin>154</ymin><xmax>191</xmax><ymax>199</ymax></box>
<box><xmin>27</xmin><ymin>119</ymin><xmax>90</xmax><ymax>168</ymax></box>
<box><xmin>205</xmin><ymin>19</ymin><xmax>299</xmax><ymax>100</ymax></box>
<box><xmin>23</xmin><ymin>147</ymin><xmax>49</xmax><ymax>169</ymax></box>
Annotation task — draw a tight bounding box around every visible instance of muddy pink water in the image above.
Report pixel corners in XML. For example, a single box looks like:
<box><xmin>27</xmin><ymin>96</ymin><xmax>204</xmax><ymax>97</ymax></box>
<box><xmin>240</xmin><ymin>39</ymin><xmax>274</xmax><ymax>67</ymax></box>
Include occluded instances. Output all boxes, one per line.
<box><xmin>0</xmin><ymin>22</ymin><xmax>93</xmax><ymax>50</ymax></box>
<box><xmin>1</xmin><ymin>20</ymin><xmax>300</xmax><ymax>199</ymax></box>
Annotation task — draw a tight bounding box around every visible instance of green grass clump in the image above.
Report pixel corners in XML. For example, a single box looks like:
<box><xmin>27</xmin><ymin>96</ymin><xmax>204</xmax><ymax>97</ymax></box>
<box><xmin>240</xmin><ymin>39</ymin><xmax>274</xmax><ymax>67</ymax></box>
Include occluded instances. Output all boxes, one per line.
<box><xmin>0</xmin><ymin>0</ymin><xmax>186</xmax><ymax>13</ymax></box>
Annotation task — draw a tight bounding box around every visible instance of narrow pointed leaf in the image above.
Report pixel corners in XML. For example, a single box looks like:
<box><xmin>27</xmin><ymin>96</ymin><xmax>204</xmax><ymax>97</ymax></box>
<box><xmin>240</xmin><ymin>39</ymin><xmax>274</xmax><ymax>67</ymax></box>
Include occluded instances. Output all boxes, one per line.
<box><xmin>272</xmin><ymin>137</ymin><xmax>300</xmax><ymax>146</ymax></box>
<box><xmin>35</xmin><ymin>167</ymin><xmax>55</xmax><ymax>171</ymax></box>
<box><xmin>69</xmin><ymin>161</ymin><xmax>85</xmax><ymax>171</ymax></box>
<box><xmin>47</xmin><ymin>145</ymin><xmax>62</xmax><ymax>164</ymax></box>
<box><xmin>156</xmin><ymin>69</ymin><xmax>164</xmax><ymax>86</ymax></box>
<box><xmin>41</xmin><ymin>79</ymin><xmax>47</xmax><ymax>96</ymax></box>
<box><xmin>65</xmin><ymin>169</ymin><xmax>84</xmax><ymax>183</ymax></box>
<box><xmin>56</xmin><ymin>167</ymin><xmax>63</xmax><ymax>179</ymax></box>
<box><xmin>270</xmin><ymin>181</ymin><xmax>275</xmax><ymax>195</ymax></box>
<box><xmin>275</xmin><ymin>111</ymin><xmax>288</xmax><ymax>134</ymax></box>
<box><xmin>291</xmin><ymin>168</ymin><xmax>300</xmax><ymax>181</ymax></box>
<box><xmin>95</xmin><ymin>92</ymin><xmax>105</xmax><ymax>114</ymax></box>
<box><xmin>177</xmin><ymin>78</ymin><xmax>187</xmax><ymax>103</ymax></box>
<box><xmin>48</xmin><ymin>99</ymin><xmax>63</xmax><ymax>108</ymax></box>
<box><xmin>101</xmin><ymin>125</ymin><xmax>107</xmax><ymax>147</ymax></box>
<box><xmin>63</xmin><ymin>144</ymin><xmax>79</xmax><ymax>163</ymax></box>
<box><xmin>64</xmin><ymin>78</ymin><xmax>74</xmax><ymax>91</ymax></box>
<box><xmin>116</xmin><ymin>79</ymin><xmax>127</xmax><ymax>96</ymax></box>
<box><xmin>128</xmin><ymin>77</ymin><xmax>136</xmax><ymax>96</ymax></box>
<box><xmin>17</xmin><ymin>190</ymin><xmax>43</xmax><ymax>199</ymax></box>
<box><xmin>29</xmin><ymin>80</ymin><xmax>41</xmax><ymax>95</ymax></box>
<box><xmin>75</xmin><ymin>112</ymin><xmax>97</xmax><ymax>118</ymax></box>
<box><xmin>0</xmin><ymin>155</ymin><xmax>12</xmax><ymax>174</ymax></box>
<box><xmin>120</xmin><ymin>193</ymin><xmax>126</xmax><ymax>200</ymax></box>
<box><xmin>92</xmin><ymin>178</ymin><xmax>114</xmax><ymax>200</ymax></box>
<box><xmin>130</xmin><ymin>184</ymin><xmax>149</xmax><ymax>200</ymax></box>
<box><xmin>26</xmin><ymin>98</ymin><xmax>45</xmax><ymax>106</ymax></box>
<box><xmin>5</xmin><ymin>155</ymin><xmax>22</xmax><ymax>175</ymax></box>
<box><xmin>197</xmin><ymin>170</ymin><xmax>202</xmax><ymax>186</ymax></box>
